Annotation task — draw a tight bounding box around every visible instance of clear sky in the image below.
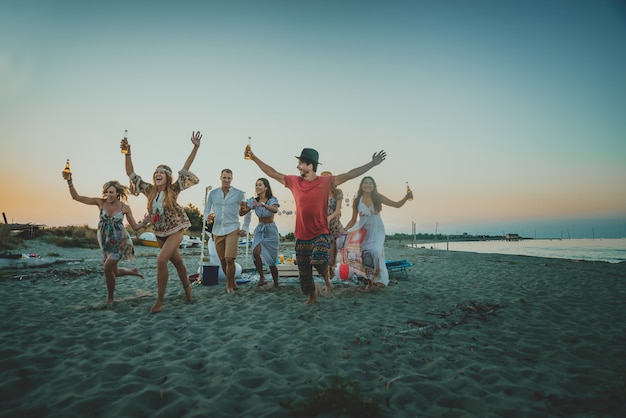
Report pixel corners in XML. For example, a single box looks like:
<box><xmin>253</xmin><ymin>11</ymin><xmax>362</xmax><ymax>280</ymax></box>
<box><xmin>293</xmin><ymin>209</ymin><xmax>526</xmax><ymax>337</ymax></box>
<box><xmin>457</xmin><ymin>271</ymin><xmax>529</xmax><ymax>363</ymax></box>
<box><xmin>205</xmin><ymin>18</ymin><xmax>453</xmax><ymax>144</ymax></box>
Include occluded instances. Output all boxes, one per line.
<box><xmin>1</xmin><ymin>0</ymin><xmax>625</xmax><ymax>239</ymax></box>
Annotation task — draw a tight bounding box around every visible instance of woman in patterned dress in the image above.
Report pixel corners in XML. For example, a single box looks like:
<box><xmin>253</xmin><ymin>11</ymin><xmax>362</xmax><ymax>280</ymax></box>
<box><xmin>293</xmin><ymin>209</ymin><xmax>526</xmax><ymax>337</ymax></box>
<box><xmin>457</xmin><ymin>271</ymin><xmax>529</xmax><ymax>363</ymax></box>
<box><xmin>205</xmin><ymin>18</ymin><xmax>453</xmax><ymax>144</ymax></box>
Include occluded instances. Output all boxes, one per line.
<box><xmin>321</xmin><ymin>171</ymin><xmax>344</xmax><ymax>279</ymax></box>
<box><xmin>122</xmin><ymin>131</ymin><xmax>202</xmax><ymax>313</ymax></box>
<box><xmin>65</xmin><ymin>174</ymin><xmax>146</xmax><ymax>304</ymax></box>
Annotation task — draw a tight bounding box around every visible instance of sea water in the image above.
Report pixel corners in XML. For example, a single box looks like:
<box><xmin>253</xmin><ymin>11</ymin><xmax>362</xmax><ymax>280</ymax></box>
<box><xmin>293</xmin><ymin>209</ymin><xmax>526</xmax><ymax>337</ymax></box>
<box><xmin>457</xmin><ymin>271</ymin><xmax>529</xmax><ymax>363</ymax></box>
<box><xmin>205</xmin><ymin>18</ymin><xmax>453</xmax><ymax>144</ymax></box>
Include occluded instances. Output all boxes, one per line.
<box><xmin>411</xmin><ymin>238</ymin><xmax>626</xmax><ymax>263</ymax></box>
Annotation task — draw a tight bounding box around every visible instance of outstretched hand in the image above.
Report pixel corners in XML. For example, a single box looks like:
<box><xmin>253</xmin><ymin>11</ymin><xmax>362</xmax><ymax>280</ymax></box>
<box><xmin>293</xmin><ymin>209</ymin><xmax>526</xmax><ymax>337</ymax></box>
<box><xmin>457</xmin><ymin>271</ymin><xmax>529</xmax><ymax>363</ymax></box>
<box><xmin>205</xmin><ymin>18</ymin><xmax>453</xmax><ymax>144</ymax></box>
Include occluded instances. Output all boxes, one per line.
<box><xmin>191</xmin><ymin>131</ymin><xmax>202</xmax><ymax>146</ymax></box>
<box><xmin>372</xmin><ymin>150</ymin><xmax>386</xmax><ymax>166</ymax></box>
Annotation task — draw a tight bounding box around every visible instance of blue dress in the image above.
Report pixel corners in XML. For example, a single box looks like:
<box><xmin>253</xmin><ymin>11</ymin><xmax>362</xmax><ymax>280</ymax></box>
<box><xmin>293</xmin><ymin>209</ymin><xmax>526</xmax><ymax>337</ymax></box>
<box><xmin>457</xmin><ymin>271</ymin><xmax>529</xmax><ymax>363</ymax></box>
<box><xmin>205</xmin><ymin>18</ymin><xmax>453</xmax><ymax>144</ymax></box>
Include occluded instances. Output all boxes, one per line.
<box><xmin>243</xmin><ymin>196</ymin><xmax>280</xmax><ymax>267</ymax></box>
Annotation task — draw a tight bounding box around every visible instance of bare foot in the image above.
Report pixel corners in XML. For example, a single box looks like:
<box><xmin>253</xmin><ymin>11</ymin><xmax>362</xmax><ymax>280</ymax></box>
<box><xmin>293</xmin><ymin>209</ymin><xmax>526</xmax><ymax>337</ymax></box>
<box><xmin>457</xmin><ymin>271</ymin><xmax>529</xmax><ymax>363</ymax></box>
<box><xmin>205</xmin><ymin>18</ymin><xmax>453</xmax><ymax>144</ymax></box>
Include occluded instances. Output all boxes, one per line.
<box><xmin>105</xmin><ymin>297</ymin><xmax>114</xmax><ymax>305</ymax></box>
<box><xmin>150</xmin><ymin>300</ymin><xmax>164</xmax><ymax>313</ymax></box>
<box><xmin>184</xmin><ymin>284</ymin><xmax>192</xmax><ymax>302</ymax></box>
<box><xmin>257</xmin><ymin>278</ymin><xmax>266</xmax><ymax>287</ymax></box>
<box><xmin>365</xmin><ymin>280</ymin><xmax>373</xmax><ymax>290</ymax></box>
<box><xmin>132</xmin><ymin>268</ymin><xmax>144</xmax><ymax>279</ymax></box>
<box><xmin>305</xmin><ymin>292</ymin><xmax>317</xmax><ymax>304</ymax></box>
<box><xmin>227</xmin><ymin>278</ymin><xmax>239</xmax><ymax>291</ymax></box>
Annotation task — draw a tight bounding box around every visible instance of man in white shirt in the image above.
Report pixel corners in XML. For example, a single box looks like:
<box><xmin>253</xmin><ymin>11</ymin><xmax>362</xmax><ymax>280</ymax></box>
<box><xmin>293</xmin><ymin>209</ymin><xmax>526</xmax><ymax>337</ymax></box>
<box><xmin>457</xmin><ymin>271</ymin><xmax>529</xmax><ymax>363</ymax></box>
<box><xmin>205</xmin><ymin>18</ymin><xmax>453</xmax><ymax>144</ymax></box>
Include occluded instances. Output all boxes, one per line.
<box><xmin>204</xmin><ymin>169</ymin><xmax>248</xmax><ymax>293</ymax></box>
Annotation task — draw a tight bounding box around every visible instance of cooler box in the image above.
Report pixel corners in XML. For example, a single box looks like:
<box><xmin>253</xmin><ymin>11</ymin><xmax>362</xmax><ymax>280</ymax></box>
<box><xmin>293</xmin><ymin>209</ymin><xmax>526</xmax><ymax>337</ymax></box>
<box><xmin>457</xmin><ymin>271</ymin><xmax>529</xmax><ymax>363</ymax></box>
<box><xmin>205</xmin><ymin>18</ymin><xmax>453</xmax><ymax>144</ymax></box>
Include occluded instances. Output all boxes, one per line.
<box><xmin>202</xmin><ymin>264</ymin><xmax>219</xmax><ymax>286</ymax></box>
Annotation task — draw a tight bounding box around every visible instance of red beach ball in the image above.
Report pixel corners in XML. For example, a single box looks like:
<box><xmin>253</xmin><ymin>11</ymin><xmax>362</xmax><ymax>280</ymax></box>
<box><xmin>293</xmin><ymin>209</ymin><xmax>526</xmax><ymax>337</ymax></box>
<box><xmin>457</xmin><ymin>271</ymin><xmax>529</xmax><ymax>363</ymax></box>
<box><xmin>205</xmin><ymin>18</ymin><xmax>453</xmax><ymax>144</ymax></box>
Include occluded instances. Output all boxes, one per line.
<box><xmin>338</xmin><ymin>264</ymin><xmax>352</xmax><ymax>281</ymax></box>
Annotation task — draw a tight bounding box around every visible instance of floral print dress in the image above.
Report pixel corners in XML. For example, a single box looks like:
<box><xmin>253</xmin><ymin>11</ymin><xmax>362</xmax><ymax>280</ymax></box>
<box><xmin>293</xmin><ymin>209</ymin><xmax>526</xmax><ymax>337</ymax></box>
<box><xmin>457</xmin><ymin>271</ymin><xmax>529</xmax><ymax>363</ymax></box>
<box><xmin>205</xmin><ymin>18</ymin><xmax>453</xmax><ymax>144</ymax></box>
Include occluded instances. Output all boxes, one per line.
<box><xmin>97</xmin><ymin>205</ymin><xmax>134</xmax><ymax>261</ymax></box>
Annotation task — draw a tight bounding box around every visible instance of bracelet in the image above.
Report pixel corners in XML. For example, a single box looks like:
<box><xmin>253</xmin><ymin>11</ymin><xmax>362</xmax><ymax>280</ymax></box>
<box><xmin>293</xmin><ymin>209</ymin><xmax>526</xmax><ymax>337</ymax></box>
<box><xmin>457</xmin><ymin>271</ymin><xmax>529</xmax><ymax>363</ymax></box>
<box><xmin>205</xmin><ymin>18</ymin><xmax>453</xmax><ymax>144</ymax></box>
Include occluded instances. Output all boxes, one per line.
<box><xmin>67</xmin><ymin>180</ymin><xmax>73</xmax><ymax>186</ymax></box>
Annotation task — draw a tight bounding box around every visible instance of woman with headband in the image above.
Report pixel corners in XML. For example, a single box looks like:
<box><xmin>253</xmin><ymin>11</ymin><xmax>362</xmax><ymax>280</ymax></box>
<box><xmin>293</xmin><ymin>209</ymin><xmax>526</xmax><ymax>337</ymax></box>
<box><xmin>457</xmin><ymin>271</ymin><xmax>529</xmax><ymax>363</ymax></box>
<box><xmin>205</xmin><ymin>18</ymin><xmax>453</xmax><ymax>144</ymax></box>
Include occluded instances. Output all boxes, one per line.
<box><xmin>122</xmin><ymin>131</ymin><xmax>202</xmax><ymax>313</ymax></box>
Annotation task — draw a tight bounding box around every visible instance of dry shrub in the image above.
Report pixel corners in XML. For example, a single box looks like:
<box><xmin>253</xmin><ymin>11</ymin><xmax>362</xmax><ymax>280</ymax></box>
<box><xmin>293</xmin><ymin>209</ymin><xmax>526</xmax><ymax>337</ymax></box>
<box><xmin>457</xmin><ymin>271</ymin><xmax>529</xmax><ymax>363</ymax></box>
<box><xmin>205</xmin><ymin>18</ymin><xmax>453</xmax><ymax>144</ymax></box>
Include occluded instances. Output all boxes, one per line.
<box><xmin>42</xmin><ymin>225</ymin><xmax>99</xmax><ymax>249</ymax></box>
<box><xmin>0</xmin><ymin>224</ymin><xmax>25</xmax><ymax>251</ymax></box>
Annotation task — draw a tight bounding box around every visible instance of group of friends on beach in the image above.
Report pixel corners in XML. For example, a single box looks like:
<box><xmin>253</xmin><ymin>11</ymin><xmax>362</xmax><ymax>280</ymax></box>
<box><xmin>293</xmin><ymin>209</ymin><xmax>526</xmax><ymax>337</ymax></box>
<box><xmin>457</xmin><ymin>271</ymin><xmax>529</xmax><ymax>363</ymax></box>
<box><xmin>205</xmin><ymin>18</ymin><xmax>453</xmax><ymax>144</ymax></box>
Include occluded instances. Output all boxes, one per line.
<box><xmin>64</xmin><ymin>131</ymin><xmax>413</xmax><ymax>313</ymax></box>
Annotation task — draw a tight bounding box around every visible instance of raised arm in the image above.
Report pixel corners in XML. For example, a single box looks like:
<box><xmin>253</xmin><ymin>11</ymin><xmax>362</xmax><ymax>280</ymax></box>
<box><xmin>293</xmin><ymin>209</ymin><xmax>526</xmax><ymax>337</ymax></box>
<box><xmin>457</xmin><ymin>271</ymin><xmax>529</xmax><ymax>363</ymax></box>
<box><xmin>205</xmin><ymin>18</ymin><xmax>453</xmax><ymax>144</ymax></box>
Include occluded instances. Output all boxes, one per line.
<box><xmin>182</xmin><ymin>131</ymin><xmax>202</xmax><ymax>171</ymax></box>
<box><xmin>380</xmin><ymin>191</ymin><xmax>413</xmax><ymax>208</ymax></box>
<box><xmin>121</xmin><ymin>139</ymin><xmax>135</xmax><ymax>177</ymax></box>
<box><xmin>248</xmin><ymin>148</ymin><xmax>285</xmax><ymax>185</ymax></box>
<box><xmin>334</xmin><ymin>150</ymin><xmax>386</xmax><ymax>186</ymax></box>
<box><xmin>64</xmin><ymin>174</ymin><xmax>103</xmax><ymax>207</ymax></box>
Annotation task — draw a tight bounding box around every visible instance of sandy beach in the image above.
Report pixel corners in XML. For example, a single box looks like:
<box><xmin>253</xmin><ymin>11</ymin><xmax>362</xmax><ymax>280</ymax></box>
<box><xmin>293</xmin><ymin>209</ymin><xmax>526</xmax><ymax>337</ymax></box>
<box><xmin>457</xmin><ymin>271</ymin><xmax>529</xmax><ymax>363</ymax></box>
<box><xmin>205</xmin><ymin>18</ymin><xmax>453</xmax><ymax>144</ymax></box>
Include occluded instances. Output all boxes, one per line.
<box><xmin>1</xmin><ymin>239</ymin><xmax>625</xmax><ymax>417</ymax></box>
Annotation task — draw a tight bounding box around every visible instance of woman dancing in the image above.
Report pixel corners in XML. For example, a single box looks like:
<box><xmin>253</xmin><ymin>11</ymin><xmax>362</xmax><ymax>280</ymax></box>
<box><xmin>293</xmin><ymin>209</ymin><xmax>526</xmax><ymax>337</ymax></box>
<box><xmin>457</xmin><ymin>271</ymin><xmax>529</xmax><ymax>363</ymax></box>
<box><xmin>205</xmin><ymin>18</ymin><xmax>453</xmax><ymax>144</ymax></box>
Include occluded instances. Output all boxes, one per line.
<box><xmin>344</xmin><ymin>176</ymin><xmax>412</xmax><ymax>289</ymax></box>
<box><xmin>320</xmin><ymin>171</ymin><xmax>344</xmax><ymax>280</ymax></box>
<box><xmin>122</xmin><ymin>131</ymin><xmax>202</xmax><ymax>313</ymax></box>
<box><xmin>241</xmin><ymin>178</ymin><xmax>281</xmax><ymax>288</ymax></box>
<box><xmin>65</xmin><ymin>174</ymin><xmax>146</xmax><ymax>304</ymax></box>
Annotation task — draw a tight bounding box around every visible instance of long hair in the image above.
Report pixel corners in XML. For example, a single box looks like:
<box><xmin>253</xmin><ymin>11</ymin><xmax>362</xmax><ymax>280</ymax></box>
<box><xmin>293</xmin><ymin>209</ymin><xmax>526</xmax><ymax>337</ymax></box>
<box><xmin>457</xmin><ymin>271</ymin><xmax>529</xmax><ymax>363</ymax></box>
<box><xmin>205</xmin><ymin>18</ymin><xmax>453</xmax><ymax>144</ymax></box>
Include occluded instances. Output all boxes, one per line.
<box><xmin>102</xmin><ymin>181</ymin><xmax>129</xmax><ymax>202</ymax></box>
<box><xmin>147</xmin><ymin>165</ymin><xmax>176</xmax><ymax>213</ymax></box>
<box><xmin>255</xmin><ymin>177</ymin><xmax>274</xmax><ymax>201</ymax></box>
<box><xmin>355</xmin><ymin>176</ymin><xmax>382</xmax><ymax>213</ymax></box>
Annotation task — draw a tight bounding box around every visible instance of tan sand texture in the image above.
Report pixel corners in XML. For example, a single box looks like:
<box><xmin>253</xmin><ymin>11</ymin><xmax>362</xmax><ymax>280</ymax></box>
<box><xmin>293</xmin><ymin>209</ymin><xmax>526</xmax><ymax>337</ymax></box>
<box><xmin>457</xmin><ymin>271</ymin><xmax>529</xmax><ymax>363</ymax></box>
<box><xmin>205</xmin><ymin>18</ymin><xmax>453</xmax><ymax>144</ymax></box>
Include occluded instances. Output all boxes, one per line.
<box><xmin>1</xmin><ymin>240</ymin><xmax>625</xmax><ymax>417</ymax></box>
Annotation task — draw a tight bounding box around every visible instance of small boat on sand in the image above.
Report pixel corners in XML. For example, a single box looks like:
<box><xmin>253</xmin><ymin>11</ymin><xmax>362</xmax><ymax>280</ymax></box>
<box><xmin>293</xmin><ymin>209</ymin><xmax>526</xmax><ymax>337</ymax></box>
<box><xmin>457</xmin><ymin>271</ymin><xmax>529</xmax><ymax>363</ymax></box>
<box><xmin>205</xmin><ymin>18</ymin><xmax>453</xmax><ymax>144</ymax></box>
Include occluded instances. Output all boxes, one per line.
<box><xmin>138</xmin><ymin>232</ymin><xmax>160</xmax><ymax>248</ymax></box>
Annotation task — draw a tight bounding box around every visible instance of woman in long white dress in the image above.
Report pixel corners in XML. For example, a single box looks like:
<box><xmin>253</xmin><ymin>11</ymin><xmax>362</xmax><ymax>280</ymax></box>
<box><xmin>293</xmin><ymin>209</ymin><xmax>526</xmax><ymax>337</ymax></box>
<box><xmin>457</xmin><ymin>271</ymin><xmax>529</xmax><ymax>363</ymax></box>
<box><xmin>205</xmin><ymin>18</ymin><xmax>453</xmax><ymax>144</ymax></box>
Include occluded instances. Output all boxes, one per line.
<box><xmin>343</xmin><ymin>176</ymin><xmax>412</xmax><ymax>289</ymax></box>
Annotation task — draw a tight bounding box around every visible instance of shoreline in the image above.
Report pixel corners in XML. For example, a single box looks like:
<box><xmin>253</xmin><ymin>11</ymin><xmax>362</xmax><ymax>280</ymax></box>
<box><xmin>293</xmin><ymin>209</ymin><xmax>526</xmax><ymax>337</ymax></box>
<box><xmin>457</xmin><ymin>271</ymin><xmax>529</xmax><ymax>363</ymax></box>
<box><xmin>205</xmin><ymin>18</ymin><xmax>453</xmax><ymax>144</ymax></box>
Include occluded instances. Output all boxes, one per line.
<box><xmin>1</xmin><ymin>239</ymin><xmax>625</xmax><ymax>416</ymax></box>
<box><xmin>406</xmin><ymin>237</ymin><xmax>626</xmax><ymax>264</ymax></box>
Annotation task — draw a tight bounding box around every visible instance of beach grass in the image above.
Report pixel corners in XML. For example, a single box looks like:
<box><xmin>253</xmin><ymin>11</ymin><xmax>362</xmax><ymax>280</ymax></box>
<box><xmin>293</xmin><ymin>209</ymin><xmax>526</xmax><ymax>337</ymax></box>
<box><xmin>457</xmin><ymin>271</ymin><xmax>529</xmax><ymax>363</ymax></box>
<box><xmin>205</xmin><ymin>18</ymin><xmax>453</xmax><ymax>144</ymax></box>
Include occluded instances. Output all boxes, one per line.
<box><xmin>0</xmin><ymin>224</ymin><xmax>24</xmax><ymax>251</ymax></box>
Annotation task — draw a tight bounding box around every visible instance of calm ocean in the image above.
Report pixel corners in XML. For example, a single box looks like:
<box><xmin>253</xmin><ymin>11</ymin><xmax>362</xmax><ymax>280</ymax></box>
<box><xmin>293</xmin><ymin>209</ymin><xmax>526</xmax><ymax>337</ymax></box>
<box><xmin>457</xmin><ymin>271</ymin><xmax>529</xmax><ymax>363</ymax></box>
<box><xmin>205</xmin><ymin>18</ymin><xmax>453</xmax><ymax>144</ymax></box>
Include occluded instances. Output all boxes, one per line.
<box><xmin>411</xmin><ymin>238</ymin><xmax>626</xmax><ymax>263</ymax></box>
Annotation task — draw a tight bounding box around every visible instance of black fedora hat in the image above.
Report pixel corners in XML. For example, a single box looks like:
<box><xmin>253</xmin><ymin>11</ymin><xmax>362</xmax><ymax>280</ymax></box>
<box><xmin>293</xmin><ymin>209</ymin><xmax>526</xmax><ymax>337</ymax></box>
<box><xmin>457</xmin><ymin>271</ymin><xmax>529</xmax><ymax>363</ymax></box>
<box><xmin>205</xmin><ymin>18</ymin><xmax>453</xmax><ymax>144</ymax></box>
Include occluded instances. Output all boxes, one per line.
<box><xmin>295</xmin><ymin>148</ymin><xmax>322</xmax><ymax>165</ymax></box>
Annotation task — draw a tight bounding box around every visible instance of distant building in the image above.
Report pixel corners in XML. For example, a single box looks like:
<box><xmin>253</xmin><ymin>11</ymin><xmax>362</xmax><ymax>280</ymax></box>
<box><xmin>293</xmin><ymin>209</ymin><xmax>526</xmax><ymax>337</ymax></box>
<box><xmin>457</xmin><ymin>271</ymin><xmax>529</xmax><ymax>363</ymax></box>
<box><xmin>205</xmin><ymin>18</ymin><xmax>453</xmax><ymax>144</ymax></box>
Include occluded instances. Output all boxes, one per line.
<box><xmin>505</xmin><ymin>233</ymin><xmax>520</xmax><ymax>241</ymax></box>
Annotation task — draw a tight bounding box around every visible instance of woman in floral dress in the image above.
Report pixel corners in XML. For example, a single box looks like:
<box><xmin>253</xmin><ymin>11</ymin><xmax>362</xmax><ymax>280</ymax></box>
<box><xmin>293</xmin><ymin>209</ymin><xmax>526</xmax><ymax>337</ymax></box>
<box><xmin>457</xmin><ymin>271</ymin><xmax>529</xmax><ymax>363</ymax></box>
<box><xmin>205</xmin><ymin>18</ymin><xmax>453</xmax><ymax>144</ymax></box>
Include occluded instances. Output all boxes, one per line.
<box><xmin>321</xmin><ymin>171</ymin><xmax>344</xmax><ymax>279</ymax></box>
<box><xmin>65</xmin><ymin>175</ymin><xmax>146</xmax><ymax>304</ymax></box>
<box><xmin>122</xmin><ymin>131</ymin><xmax>202</xmax><ymax>313</ymax></box>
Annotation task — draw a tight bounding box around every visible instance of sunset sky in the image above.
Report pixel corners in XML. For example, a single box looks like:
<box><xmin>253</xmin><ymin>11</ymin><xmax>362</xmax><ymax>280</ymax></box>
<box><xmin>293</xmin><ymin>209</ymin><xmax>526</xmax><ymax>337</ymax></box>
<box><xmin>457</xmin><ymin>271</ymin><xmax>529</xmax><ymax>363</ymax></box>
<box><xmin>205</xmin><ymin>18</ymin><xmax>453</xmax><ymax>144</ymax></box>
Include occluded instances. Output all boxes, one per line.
<box><xmin>1</xmin><ymin>0</ymin><xmax>625</xmax><ymax>239</ymax></box>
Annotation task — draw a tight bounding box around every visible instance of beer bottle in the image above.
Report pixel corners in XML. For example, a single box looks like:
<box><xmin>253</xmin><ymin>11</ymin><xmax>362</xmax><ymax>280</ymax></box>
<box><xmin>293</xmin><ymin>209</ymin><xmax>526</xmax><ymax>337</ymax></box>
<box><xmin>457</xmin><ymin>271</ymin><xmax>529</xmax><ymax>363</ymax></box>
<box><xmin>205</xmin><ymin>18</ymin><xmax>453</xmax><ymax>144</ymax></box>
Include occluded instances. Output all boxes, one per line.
<box><xmin>62</xmin><ymin>159</ymin><xmax>71</xmax><ymax>180</ymax></box>
<box><xmin>121</xmin><ymin>130</ymin><xmax>129</xmax><ymax>154</ymax></box>
<box><xmin>244</xmin><ymin>136</ymin><xmax>251</xmax><ymax>160</ymax></box>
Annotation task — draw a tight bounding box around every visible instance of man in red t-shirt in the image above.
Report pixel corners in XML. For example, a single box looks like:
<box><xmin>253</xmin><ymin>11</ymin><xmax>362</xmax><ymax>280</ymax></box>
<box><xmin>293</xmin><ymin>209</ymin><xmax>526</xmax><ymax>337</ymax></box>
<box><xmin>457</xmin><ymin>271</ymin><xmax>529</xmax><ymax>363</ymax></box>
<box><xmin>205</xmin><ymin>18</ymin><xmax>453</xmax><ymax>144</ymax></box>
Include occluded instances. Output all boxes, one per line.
<box><xmin>247</xmin><ymin>146</ymin><xmax>386</xmax><ymax>304</ymax></box>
